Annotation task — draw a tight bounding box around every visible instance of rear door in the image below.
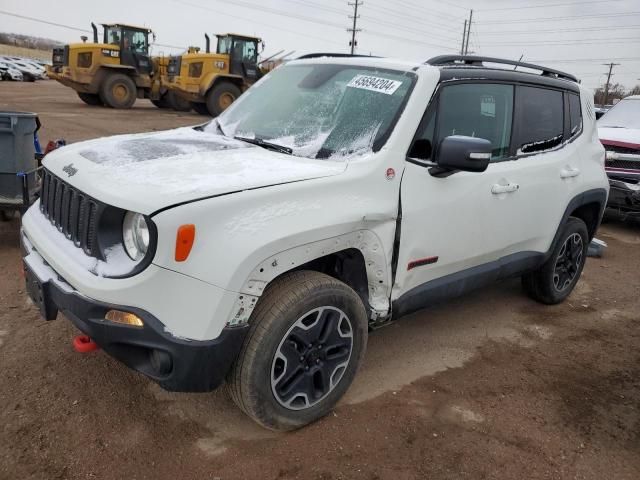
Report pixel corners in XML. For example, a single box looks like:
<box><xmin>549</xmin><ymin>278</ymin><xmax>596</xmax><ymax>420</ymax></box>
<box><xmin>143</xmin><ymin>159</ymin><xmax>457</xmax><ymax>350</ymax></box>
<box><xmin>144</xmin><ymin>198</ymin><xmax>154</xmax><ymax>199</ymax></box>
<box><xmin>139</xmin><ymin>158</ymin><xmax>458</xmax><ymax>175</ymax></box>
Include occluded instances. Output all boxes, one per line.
<box><xmin>480</xmin><ymin>85</ymin><xmax>575</xmax><ymax>259</ymax></box>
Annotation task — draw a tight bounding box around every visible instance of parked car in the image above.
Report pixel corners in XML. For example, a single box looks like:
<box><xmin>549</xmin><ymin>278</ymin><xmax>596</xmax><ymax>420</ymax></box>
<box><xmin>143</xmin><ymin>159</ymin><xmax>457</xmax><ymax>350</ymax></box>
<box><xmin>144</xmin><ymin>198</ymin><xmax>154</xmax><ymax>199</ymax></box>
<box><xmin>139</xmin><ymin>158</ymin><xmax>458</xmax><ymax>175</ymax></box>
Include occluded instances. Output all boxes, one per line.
<box><xmin>0</xmin><ymin>61</ymin><xmax>23</xmax><ymax>81</ymax></box>
<box><xmin>2</xmin><ymin>59</ymin><xmax>44</xmax><ymax>81</ymax></box>
<box><xmin>598</xmin><ymin>95</ymin><xmax>640</xmax><ymax>215</ymax></box>
<box><xmin>21</xmin><ymin>55</ymin><xmax>608</xmax><ymax>430</ymax></box>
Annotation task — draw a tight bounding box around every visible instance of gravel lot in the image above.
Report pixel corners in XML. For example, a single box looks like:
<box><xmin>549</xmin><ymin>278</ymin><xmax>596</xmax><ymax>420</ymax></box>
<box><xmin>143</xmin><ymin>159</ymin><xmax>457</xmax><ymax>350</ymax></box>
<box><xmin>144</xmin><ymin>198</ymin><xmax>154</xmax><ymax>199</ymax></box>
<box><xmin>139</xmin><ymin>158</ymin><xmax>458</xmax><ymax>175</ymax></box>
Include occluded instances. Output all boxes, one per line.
<box><xmin>1</xmin><ymin>81</ymin><xmax>639</xmax><ymax>480</ymax></box>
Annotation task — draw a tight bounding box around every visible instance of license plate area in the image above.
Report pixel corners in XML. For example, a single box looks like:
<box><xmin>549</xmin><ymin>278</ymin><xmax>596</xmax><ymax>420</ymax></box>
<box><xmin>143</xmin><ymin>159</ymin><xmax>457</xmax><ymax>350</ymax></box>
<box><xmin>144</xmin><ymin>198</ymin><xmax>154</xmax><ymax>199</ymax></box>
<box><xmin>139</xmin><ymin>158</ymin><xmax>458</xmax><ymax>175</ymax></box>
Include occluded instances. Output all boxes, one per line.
<box><xmin>24</xmin><ymin>262</ymin><xmax>59</xmax><ymax>320</ymax></box>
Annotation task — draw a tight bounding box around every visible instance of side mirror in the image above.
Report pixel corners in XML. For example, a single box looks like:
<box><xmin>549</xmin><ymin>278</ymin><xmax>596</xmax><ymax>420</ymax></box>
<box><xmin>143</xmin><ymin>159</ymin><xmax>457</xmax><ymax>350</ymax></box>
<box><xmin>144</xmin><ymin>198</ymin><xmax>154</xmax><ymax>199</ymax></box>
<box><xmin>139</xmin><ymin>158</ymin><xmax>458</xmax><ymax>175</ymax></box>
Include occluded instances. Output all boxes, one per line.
<box><xmin>435</xmin><ymin>135</ymin><xmax>492</xmax><ymax>173</ymax></box>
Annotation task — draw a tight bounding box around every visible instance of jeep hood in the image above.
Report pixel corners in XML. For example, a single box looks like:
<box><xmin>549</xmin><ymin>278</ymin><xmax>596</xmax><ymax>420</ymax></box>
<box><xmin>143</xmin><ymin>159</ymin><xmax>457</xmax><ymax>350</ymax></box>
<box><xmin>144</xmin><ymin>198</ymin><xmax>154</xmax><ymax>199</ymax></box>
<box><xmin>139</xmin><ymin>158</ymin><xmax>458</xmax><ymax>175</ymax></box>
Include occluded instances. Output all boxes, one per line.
<box><xmin>42</xmin><ymin>127</ymin><xmax>347</xmax><ymax>214</ymax></box>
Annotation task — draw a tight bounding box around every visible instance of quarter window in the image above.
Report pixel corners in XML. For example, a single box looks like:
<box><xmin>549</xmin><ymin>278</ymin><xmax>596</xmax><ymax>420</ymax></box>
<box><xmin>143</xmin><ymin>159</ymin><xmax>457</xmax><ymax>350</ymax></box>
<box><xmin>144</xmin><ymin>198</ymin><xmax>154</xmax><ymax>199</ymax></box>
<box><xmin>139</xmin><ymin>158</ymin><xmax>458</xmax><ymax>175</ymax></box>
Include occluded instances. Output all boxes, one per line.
<box><xmin>568</xmin><ymin>93</ymin><xmax>582</xmax><ymax>138</ymax></box>
<box><xmin>515</xmin><ymin>86</ymin><xmax>564</xmax><ymax>154</ymax></box>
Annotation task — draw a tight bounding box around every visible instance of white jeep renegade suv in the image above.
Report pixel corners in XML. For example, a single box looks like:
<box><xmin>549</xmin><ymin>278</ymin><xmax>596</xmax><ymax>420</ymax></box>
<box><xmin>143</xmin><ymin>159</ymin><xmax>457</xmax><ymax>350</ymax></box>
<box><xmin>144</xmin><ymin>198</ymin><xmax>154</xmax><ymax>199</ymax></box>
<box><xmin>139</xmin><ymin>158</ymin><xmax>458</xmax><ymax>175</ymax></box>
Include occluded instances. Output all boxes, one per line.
<box><xmin>21</xmin><ymin>55</ymin><xmax>608</xmax><ymax>430</ymax></box>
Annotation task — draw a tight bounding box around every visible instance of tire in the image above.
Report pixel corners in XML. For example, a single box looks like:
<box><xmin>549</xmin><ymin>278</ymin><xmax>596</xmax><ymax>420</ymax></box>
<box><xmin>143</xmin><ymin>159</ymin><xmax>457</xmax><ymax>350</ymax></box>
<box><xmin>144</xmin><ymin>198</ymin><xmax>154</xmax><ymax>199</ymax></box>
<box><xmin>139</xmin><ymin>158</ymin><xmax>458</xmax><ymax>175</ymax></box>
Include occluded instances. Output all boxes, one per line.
<box><xmin>522</xmin><ymin>217</ymin><xmax>589</xmax><ymax>305</ymax></box>
<box><xmin>150</xmin><ymin>95</ymin><xmax>171</xmax><ymax>109</ymax></box>
<box><xmin>24</xmin><ymin>73</ymin><xmax>36</xmax><ymax>82</ymax></box>
<box><xmin>227</xmin><ymin>270</ymin><xmax>368</xmax><ymax>431</ymax></box>
<box><xmin>166</xmin><ymin>91</ymin><xmax>192</xmax><ymax>112</ymax></box>
<box><xmin>99</xmin><ymin>73</ymin><xmax>137</xmax><ymax>109</ymax></box>
<box><xmin>77</xmin><ymin>92</ymin><xmax>103</xmax><ymax>106</ymax></box>
<box><xmin>191</xmin><ymin>102</ymin><xmax>210</xmax><ymax>116</ymax></box>
<box><xmin>206</xmin><ymin>82</ymin><xmax>241</xmax><ymax>117</ymax></box>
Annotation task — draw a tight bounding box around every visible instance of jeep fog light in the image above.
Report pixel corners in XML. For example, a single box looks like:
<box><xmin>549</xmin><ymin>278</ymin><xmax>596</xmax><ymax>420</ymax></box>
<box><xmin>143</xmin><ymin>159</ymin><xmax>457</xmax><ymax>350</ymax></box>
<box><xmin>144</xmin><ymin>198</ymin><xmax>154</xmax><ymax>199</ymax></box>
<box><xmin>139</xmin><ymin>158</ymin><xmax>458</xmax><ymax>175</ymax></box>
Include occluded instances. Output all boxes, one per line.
<box><xmin>105</xmin><ymin>310</ymin><xmax>144</xmax><ymax>327</ymax></box>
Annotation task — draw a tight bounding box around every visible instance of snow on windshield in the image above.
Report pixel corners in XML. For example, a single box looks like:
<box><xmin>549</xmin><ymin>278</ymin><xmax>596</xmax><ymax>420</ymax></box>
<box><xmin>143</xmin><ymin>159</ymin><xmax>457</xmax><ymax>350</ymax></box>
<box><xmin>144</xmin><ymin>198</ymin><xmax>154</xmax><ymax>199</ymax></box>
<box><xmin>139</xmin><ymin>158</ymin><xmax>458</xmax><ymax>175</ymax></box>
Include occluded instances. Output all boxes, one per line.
<box><xmin>598</xmin><ymin>98</ymin><xmax>640</xmax><ymax>130</ymax></box>
<box><xmin>208</xmin><ymin>64</ymin><xmax>415</xmax><ymax>160</ymax></box>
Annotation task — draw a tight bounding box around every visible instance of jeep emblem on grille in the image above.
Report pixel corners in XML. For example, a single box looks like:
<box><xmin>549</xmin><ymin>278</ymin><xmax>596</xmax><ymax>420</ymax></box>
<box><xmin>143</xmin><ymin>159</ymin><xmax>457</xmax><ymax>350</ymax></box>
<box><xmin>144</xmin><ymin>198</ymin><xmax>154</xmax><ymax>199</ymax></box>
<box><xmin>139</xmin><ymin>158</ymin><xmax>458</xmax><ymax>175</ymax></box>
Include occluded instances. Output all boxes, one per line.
<box><xmin>62</xmin><ymin>163</ymin><xmax>78</xmax><ymax>177</ymax></box>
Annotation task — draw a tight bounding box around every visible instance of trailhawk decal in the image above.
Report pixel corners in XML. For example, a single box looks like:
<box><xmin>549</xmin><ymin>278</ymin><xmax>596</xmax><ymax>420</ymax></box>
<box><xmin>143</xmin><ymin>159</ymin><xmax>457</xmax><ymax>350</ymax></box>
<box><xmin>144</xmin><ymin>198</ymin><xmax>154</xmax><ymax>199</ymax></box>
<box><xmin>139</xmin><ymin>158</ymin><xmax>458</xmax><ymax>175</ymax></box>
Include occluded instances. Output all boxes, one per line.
<box><xmin>347</xmin><ymin>75</ymin><xmax>403</xmax><ymax>95</ymax></box>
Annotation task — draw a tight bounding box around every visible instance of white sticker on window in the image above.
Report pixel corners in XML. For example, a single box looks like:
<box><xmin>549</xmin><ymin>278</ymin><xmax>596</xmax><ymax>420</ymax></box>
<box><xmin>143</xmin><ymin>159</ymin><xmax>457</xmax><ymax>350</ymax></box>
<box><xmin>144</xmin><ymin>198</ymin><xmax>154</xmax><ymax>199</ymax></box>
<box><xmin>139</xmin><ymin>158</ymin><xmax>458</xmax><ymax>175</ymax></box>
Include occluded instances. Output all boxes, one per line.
<box><xmin>481</xmin><ymin>95</ymin><xmax>496</xmax><ymax>117</ymax></box>
<box><xmin>347</xmin><ymin>75</ymin><xmax>403</xmax><ymax>95</ymax></box>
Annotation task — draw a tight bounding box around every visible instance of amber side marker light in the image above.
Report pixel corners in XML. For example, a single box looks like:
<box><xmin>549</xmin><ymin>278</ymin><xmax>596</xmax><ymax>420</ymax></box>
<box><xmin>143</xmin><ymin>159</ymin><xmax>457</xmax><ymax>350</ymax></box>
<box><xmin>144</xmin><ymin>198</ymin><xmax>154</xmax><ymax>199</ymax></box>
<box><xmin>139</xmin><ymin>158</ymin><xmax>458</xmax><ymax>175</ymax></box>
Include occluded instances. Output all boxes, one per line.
<box><xmin>175</xmin><ymin>224</ymin><xmax>196</xmax><ymax>262</ymax></box>
<box><xmin>105</xmin><ymin>310</ymin><xmax>144</xmax><ymax>327</ymax></box>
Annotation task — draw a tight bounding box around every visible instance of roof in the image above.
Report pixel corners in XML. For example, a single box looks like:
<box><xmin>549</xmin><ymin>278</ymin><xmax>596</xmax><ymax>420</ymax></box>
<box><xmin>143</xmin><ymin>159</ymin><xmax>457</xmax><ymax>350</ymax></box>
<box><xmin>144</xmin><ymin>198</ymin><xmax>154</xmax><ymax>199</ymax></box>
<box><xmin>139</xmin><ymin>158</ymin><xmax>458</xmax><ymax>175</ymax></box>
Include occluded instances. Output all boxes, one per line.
<box><xmin>216</xmin><ymin>33</ymin><xmax>262</xmax><ymax>41</ymax></box>
<box><xmin>289</xmin><ymin>55</ymin><xmax>423</xmax><ymax>73</ymax></box>
<box><xmin>102</xmin><ymin>23</ymin><xmax>152</xmax><ymax>32</ymax></box>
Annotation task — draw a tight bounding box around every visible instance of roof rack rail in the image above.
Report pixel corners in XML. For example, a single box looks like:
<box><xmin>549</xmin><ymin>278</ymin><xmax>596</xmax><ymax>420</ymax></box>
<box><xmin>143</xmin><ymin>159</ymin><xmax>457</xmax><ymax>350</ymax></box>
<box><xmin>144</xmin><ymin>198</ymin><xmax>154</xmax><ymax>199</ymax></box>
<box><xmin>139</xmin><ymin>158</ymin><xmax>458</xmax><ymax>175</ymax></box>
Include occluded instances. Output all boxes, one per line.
<box><xmin>426</xmin><ymin>55</ymin><xmax>578</xmax><ymax>83</ymax></box>
<box><xmin>296</xmin><ymin>53</ymin><xmax>380</xmax><ymax>60</ymax></box>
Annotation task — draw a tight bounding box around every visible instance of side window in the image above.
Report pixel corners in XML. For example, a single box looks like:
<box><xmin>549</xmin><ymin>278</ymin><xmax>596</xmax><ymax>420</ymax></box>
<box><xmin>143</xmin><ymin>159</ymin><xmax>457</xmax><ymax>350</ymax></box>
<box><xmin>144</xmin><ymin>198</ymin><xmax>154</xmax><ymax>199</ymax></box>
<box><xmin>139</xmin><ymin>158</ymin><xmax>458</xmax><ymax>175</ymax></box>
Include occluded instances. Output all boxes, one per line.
<box><xmin>515</xmin><ymin>86</ymin><xmax>564</xmax><ymax>154</ymax></box>
<box><xmin>568</xmin><ymin>93</ymin><xmax>582</xmax><ymax>138</ymax></box>
<box><xmin>410</xmin><ymin>83</ymin><xmax>514</xmax><ymax>161</ymax></box>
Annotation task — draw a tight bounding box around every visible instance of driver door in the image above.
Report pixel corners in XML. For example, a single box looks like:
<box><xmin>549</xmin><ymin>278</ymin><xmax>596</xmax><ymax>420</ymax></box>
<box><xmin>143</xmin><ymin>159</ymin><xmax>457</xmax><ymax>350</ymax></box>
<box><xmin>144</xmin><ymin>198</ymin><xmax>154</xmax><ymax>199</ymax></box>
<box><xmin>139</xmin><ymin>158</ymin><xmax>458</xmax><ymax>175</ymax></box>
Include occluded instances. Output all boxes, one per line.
<box><xmin>392</xmin><ymin>82</ymin><xmax>516</xmax><ymax>314</ymax></box>
<box><xmin>230</xmin><ymin>38</ymin><xmax>259</xmax><ymax>82</ymax></box>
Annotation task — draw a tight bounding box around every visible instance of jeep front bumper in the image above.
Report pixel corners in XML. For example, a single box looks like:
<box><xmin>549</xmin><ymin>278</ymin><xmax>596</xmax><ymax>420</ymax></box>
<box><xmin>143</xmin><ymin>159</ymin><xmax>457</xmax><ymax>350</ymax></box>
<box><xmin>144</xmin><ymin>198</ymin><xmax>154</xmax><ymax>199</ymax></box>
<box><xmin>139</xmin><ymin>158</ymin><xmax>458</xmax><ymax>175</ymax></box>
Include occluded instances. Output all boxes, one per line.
<box><xmin>22</xmin><ymin>244</ymin><xmax>248</xmax><ymax>392</ymax></box>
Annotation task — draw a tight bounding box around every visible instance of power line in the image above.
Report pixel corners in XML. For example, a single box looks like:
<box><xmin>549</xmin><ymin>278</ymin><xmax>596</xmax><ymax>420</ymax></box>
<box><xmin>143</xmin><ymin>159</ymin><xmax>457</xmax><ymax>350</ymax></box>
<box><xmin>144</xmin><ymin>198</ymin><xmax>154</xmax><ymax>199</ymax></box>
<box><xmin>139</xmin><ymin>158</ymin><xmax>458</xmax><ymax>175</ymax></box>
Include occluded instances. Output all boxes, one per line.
<box><xmin>481</xmin><ymin>36</ymin><xmax>640</xmax><ymax>46</ymax></box>
<box><xmin>348</xmin><ymin>0</ymin><xmax>362</xmax><ymax>54</ymax></box>
<box><xmin>363</xmin><ymin>3</ymin><xmax>461</xmax><ymax>41</ymax></box>
<box><xmin>476</xmin><ymin>24</ymin><xmax>640</xmax><ymax>35</ymax></box>
<box><xmin>0</xmin><ymin>10</ymin><xmax>185</xmax><ymax>49</ymax></box>
<box><xmin>478</xmin><ymin>11</ymin><xmax>640</xmax><ymax>25</ymax></box>
<box><xmin>477</xmin><ymin>0</ymin><xmax>629</xmax><ymax>12</ymax></box>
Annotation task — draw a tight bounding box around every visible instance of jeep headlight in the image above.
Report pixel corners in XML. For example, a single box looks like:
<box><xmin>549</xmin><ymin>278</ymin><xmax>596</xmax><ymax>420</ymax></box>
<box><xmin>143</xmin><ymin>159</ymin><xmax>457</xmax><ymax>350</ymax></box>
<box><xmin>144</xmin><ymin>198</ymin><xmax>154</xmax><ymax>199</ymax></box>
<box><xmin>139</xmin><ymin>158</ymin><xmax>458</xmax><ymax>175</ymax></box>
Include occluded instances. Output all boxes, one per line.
<box><xmin>123</xmin><ymin>212</ymin><xmax>149</xmax><ymax>261</ymax></box>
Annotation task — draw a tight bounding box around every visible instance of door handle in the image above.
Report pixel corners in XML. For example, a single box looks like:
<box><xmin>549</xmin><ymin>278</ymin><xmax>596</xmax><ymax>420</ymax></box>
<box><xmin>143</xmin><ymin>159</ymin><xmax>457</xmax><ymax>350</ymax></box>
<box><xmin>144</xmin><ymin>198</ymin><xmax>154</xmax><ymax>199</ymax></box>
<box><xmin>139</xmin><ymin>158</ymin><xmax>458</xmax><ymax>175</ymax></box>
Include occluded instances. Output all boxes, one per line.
<box><xmin>560</xmin><ymin>167</ymin><xmax>581</xmax><ymax>179</ymax></box>
<box><xmin>491</xmin><ymin>183</ymin><xmax>520</xmax><ymax>194</ymax></box>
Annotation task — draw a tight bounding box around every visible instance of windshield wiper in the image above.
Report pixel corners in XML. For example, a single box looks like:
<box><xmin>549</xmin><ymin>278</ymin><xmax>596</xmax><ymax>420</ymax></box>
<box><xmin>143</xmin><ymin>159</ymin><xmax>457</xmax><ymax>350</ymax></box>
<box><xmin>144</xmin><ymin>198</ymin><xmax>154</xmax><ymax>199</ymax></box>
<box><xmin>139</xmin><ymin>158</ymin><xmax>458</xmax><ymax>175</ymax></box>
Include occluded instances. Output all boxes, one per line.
<box><xmin>234</xmin><ymin>136</ymin><xmax>293</xmax><ymax>155</ymax></box>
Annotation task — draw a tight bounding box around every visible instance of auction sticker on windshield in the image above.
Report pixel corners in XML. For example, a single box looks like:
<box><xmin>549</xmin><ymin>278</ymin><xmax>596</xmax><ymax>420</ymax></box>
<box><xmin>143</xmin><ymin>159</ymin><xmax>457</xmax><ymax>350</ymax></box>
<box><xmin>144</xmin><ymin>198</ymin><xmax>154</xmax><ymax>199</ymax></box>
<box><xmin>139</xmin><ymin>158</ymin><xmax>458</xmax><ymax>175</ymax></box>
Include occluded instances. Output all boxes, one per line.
<box><xmin>347</xmin><ymin>75</ymin><xmax>403</xmax><ymax>95</ymax></box>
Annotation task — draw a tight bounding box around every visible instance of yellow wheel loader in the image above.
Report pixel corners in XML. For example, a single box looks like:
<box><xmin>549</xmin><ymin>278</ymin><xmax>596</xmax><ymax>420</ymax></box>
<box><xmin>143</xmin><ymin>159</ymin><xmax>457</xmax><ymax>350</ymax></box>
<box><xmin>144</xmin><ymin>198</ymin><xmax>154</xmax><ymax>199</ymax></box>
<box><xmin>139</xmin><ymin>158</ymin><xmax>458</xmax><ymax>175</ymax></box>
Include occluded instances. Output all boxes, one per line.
<box><xmin>48</xmin><ymin>23</ymin><xmax>191</xmax><ymax>111</ymax></box>
<box><xmin>166</xmin><ymin>33</ymin><xmax>263</xmax><ymax>116</ymax></box>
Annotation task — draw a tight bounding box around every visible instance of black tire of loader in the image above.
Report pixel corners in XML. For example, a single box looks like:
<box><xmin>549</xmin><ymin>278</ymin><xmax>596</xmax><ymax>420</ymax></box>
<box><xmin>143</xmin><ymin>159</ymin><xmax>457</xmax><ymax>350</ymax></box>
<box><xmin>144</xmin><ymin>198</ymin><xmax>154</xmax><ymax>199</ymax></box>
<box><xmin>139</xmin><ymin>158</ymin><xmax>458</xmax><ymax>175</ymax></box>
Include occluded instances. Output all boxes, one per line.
<box><xmin>206</xmin><ymin>82</ymin><xmax>241</xmax><ymax>117</ymax></box>
<box><xmin>77</xmin><ymin>92</ymin><xmax>103</xmax><ymax>106</ymax></box>
<box><xmin>99</xmin><ymin>73</ymin><xmax>137</xmax><ymax>109</ymax></box>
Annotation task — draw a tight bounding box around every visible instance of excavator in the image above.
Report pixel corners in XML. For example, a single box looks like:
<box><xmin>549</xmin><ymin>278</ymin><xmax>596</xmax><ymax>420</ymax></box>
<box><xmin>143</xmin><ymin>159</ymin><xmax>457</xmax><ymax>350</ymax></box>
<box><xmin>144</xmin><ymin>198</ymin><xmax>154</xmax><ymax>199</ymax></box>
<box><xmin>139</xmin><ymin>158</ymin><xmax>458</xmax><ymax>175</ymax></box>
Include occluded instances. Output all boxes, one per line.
<box><xmin>166</xmin><ymin>33</ymin><xmax>263</xmax><ymax>116</ymax></box>
<box><xmin>48</xmin><ymin>22</ymin><xmax>190</xmax><ymax>111</ymax></box>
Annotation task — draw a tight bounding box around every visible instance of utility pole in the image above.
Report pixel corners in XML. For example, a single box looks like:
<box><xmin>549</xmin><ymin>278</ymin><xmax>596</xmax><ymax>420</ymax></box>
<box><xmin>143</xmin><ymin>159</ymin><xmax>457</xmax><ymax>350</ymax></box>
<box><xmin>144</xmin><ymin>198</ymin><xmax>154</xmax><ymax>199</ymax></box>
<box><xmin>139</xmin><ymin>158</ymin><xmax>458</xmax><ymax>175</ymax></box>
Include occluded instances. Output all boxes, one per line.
<box><xmin>464</xmin><ymin>9</ymin><xmax>473</xmax><ymax>55</ymax></box>
<box><xmin>460</xmin><ymin>19</ymin><xmax>467</xmax><ymax>55</ymax></box>
<box><xmin>602</xmin><ymin>62</ymin><xmax>620</xmax><ymax>105</ymax></box>
<box><xmin>348</xmin><ymin>0</ymin><xmax>362</xmax><ymax>55</ymax></box>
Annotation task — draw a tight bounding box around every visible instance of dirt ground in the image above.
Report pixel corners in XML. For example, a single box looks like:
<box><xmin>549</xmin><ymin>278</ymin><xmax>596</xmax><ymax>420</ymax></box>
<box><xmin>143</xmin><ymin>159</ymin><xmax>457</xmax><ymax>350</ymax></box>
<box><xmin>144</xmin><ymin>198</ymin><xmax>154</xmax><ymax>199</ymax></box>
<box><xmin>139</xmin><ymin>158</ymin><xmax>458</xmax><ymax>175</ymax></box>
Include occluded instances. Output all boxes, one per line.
<box><xmin>1</xmin><ymin>81</ymin><xmax>639</xmax><ymax>480</ymax></box>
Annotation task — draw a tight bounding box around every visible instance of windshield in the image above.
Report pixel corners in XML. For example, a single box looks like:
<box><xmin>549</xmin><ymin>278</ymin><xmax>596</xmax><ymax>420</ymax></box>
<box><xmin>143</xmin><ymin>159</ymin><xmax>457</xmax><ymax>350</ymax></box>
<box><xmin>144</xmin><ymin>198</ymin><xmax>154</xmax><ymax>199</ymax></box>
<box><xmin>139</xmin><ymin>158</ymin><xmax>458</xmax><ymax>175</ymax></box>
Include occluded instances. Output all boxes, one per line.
<box><xmin>211</xmin><ymin>63</ymin><xmax>416</xmax><ymax>159</ymax></box>
<box><xmin>598</xmin><ymin>98</ymin><xmax>640</xmax><ymax>129</ymax></box>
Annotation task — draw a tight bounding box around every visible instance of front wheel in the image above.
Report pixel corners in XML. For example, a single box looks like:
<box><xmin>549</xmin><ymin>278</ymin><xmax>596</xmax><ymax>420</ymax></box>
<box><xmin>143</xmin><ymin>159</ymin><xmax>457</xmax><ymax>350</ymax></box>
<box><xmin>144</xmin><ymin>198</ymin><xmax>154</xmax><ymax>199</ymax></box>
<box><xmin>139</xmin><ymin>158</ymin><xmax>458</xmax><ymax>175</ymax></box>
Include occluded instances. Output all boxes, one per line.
<box><xmin>227</xmin><ymin>271</ymin><xmax>368</xmax><ymax>431</ymax></box>
<box><xmin>522</xmin><ymin>216</ymin><xmax>589</xmax><ymax>304</ymax></box>
<box><xmin>100</xmin><ymin>73</ymin><xmax>137</xmax><ymax>109</ymax></box>
<box><xmin>206</xmin><ymin>82</ymin><xmax>241</xmax><ymax>117</ymax></box>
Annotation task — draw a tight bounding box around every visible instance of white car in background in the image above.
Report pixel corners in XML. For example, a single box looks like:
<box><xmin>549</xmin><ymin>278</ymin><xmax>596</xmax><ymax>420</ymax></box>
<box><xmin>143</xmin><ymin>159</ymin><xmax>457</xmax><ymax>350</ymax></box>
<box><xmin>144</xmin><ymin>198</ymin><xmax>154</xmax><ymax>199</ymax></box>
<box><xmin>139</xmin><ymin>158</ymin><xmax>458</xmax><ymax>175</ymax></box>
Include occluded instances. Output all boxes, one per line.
<box><xmin>0</xmin><ymin>61</ymin><xmax>23</xmax><ymax>81</ymax></box>
<box><xmin>1</xmin><ymin>59</ymin><xmax>45</xmax><ymax>81</ymax></box>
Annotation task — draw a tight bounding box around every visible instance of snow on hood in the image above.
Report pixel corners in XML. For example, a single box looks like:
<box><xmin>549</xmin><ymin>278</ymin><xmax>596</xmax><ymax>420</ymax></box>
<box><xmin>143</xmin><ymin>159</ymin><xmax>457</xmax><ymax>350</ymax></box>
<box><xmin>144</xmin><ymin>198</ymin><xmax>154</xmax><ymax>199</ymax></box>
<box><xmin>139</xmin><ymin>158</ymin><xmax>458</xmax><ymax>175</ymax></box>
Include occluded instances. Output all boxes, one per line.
<box><xmin>42</xmin><ymin>127</ymin><xmax>348</xmax><ymax>214</ymax></box>
<box><xmin>598</xmin><ymin>126</ymin><xmax>640</xmax><ymax>148</ymax></box>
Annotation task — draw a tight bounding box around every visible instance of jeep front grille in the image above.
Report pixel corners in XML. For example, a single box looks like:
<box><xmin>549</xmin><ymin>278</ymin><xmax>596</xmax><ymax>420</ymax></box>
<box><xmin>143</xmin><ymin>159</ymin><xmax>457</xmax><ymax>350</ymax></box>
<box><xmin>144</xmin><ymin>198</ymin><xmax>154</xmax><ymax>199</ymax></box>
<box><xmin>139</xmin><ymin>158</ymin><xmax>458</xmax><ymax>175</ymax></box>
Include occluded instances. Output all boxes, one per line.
<box><xmin>39</xmin><ymin>169</ymin><xmax>99</xmax><ymax>257</ymax></box>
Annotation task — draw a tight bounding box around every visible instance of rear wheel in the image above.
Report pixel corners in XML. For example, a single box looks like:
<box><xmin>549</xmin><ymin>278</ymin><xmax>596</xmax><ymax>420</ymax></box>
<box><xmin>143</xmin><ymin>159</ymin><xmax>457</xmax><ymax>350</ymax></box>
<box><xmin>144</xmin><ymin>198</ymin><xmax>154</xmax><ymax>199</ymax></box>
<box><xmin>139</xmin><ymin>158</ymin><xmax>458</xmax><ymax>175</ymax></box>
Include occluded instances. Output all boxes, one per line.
<box><xmin>227</xmin><ymin>271</ymin><xmax>368</xmax><ymax>431</ymax></box>
<box><xmin>166</xmin><ymin>91</ymin><xmax>192</xmax><ymax>112</ymax></box>
<box><xmin>77</xmin><ymin>92</ymin><xmax>103</xmax><ymax>106</ymax></box>
<box><xmin>206</xmin><ymin>82</ymin><xmax>241</xmax><ymax>117</ymax></box>
<box><xmin>100</xmin><ymin>73</ymin><xmax>137</xmax><ymax>109</ymax></box>
<box><xmin>191</xmin><ymin>102</ymin><xmax>210</xmax><ymax>116</ymax></box>
<box><xmin>522</xmin><ymin>217</ymin><xmax>589</xmax><ymax>304</ymax></box>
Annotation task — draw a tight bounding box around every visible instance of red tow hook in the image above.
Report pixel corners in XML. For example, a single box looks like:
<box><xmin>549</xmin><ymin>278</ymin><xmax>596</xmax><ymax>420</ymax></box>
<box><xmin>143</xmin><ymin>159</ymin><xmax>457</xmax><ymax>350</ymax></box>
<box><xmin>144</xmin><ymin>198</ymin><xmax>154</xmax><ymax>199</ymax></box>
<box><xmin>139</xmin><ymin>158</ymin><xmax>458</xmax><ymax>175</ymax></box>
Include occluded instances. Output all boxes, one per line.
<box><xmin>73</xmin><ymin>335</ymin><xmax>100</xmax><ymax>353</ymax></box>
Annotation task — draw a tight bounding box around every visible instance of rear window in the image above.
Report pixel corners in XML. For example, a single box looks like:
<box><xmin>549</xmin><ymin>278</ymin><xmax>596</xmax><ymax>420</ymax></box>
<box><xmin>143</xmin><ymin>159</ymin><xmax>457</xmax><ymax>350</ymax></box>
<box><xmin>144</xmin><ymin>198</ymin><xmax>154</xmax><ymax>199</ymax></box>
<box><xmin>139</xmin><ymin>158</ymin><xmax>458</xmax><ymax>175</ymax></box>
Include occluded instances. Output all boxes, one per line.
<box><xmin>515</xmin><ymin>86</ymin><xmax>564</xmax><ymax>154</ymax></box>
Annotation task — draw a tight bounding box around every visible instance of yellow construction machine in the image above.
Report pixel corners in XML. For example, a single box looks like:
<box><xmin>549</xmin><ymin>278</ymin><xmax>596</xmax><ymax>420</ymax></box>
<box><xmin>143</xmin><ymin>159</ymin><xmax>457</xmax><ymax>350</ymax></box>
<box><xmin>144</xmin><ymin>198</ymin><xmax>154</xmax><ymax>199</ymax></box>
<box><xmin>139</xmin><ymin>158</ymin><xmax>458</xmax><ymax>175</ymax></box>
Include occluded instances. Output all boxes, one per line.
<box><xmin>48</xmin><ymin>23</ymin><xmax>190</xmax><ymax>110</ymax></box>
<box><xmin>166</xmin><ymin>33</ymin><xmax>264</xmax><ymax>116</ymax></box>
